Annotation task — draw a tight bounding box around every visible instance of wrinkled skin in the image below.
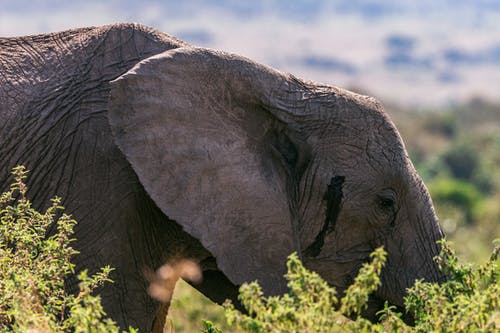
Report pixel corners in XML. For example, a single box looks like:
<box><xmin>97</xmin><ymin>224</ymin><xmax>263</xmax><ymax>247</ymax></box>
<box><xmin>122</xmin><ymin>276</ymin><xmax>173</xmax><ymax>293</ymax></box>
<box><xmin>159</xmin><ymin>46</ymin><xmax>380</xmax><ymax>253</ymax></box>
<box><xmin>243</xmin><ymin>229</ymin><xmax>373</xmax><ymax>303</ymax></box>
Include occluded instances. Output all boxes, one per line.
<box><xmin>0</xmin><ymin>24</ymin><xmax>445</xmax><ymax>330</ymax></box>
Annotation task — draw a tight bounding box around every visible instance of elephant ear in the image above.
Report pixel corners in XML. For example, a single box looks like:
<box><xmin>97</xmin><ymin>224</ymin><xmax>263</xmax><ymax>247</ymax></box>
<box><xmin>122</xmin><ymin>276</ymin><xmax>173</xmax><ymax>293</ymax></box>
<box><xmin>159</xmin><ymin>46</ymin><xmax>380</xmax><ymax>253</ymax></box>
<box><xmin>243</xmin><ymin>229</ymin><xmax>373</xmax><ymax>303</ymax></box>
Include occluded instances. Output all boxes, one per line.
<box><xmin>108</xmin><ymin>47</ymin><xmax>306</xmax><ymax>294</ymax></box>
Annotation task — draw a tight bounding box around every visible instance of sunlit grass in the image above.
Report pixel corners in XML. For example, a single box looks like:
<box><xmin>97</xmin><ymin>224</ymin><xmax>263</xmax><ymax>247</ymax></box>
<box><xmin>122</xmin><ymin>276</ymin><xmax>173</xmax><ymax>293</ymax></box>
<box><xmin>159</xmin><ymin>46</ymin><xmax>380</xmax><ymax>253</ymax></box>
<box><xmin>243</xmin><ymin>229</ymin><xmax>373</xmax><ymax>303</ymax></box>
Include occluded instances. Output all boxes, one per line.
<box><xmin>168</xmin><ymin>279</ymin><xmax>237</xmax><ymax>332</ymax></box>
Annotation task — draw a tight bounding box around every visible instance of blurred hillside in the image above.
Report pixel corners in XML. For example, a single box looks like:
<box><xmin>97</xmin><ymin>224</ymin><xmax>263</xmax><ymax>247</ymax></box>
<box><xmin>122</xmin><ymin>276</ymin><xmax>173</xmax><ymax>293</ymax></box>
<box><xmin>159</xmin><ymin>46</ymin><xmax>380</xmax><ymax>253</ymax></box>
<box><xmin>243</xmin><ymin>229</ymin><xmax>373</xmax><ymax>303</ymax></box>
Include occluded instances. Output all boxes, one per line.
<box><xmin>386</xmin><ymin>98</ymin><xmax>500</xmax><ymax>261</ymax></box>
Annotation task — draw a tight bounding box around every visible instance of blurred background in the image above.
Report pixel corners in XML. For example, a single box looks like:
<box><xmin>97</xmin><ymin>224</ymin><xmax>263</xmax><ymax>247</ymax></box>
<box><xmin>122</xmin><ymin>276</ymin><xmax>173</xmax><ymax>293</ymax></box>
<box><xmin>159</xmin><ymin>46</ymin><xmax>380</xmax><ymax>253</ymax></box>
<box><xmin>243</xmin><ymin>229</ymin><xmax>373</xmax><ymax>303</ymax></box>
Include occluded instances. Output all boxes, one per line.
<box><xmin>2</xmin><ymin>1</ymin><xmax>499</xmax><ymax>330</ymax></box>
<box><xmin>3</xmin><ymin>0</ymin><xmax>500</xmax><ymax>106</ymax></box>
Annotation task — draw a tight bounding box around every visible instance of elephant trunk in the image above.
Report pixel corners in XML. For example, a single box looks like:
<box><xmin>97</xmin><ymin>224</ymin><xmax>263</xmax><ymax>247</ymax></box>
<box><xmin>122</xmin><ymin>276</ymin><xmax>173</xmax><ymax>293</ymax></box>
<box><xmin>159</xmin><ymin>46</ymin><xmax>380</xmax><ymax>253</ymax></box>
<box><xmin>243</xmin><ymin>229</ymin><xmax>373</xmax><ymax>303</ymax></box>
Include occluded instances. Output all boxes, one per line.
<box><xmin>378</xmin><ymin>176</ymin><xmax>446</xmax><ymax>309</ymax></box>
<box><xmin>411</xmin><ymin>176</ymin><xmax>446</xmax><ymax>284</ymax></box>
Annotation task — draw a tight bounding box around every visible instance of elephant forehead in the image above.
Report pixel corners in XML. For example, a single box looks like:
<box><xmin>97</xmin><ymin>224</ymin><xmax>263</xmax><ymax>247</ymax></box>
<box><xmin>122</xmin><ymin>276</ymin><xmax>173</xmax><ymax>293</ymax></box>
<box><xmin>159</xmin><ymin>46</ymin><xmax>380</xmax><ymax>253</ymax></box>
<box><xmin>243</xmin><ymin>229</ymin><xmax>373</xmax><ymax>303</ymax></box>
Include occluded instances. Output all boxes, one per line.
<box><xmin>313</xmin><ymin>120</ymin><xmax>407</xmax><ymax>171</ymax></box>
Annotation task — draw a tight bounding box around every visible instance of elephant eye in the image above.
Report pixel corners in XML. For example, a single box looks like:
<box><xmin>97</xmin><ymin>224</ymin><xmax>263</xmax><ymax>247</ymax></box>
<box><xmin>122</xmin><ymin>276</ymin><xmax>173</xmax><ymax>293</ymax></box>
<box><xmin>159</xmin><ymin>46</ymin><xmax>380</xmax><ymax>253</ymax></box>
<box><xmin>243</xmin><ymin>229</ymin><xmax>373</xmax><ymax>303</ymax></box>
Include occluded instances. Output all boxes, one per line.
<box><xmin>376</xmin><ymin>190</ymin><xmax>397</xmax><ymax>212</ymax></box>
<box><xmin>378</xmin><ymin>197</ymin><xmax>394</xmax><ymax>208</ymax></box>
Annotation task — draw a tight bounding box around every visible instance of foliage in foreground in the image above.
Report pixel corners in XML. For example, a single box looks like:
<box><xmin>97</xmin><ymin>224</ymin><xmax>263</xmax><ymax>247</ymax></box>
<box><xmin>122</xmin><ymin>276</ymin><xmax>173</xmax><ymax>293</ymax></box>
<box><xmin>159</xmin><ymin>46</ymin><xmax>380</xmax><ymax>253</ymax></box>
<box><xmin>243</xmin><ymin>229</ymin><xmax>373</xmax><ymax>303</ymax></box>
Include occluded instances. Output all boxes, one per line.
<box><xmin>0</xmin><ymin>166</ymin><xmax>134</xmax><ymax>332</ymax></box>
<box><xmin>221</xmin><ymin>249</ymin><xmax>386</xmax><ymax>333</ymax></box>
<box><xmin>210</xmin><ymin>241</ymin><xmax>499</xmax><ymax>332</ymax></box>
<box><xmin>1</xmin><ymin>165</ymin><xmax>499</xmax><ymax>332</ymax></box>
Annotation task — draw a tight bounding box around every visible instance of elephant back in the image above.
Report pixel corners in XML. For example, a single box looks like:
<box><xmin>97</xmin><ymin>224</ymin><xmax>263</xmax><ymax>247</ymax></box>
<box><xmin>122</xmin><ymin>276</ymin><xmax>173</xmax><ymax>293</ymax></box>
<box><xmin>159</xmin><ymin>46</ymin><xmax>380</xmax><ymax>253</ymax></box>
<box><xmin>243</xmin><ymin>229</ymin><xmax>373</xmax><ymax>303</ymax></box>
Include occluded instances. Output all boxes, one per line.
<box><xmin>0</xmin><ymin>23</ymin><xmax>184</xmax><ymax>210</ymax></box>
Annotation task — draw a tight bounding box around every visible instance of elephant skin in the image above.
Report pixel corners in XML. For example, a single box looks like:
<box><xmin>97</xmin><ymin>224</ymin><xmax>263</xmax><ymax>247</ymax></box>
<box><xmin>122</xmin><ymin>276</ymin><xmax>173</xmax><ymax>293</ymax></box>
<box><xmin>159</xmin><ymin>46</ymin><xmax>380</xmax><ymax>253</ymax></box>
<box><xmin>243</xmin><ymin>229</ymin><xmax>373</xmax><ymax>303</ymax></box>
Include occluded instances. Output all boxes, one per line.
<box><xmin>0</xmin><ymin>23</ymin><xmax>445</xmax><ymax>330</ymax></box>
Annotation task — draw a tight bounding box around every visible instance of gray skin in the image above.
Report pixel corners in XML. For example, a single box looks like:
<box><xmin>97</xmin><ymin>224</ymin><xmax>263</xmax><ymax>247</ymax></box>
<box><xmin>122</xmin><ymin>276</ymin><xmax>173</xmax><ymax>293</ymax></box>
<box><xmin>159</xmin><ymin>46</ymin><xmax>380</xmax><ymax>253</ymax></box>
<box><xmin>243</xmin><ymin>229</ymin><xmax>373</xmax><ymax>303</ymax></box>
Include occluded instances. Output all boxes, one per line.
<box><xmin>0</xmin><ymin>23</ymin><xmax>445</xmax><ymax>330</ymax></box>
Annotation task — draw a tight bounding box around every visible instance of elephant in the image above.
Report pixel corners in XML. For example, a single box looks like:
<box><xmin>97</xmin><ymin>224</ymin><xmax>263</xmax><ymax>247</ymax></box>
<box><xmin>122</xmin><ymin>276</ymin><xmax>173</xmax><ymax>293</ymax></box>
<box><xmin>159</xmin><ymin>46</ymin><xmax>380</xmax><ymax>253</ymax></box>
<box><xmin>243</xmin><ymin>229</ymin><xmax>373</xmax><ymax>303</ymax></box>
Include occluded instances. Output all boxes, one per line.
<box><xmin>0</xmin><ymin>23</ymin><xmax>445</xmax><ymax>330</ymax></box>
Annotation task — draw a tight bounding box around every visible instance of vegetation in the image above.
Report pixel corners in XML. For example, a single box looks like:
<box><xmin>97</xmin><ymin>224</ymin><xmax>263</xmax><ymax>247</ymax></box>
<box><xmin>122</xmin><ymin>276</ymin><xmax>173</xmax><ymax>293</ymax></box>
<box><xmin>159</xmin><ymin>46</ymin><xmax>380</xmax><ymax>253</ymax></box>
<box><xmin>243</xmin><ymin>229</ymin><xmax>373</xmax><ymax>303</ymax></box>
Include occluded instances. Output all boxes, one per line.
<box><xmin>168</xmin><ymin>280</ymin><xmax>237</xmax><ymax>333</ymax></box>
<box><xmin>207</xmin><ymin>240</ymin><xmax>499</xmax><ymax>332</ymax></box>
<box><xmin>1</xmin><ymin>99</ymin><xmax>499</xmax><ymax>332</ymax></box>
<box><xmin>221</xmin><ymin>249</ymin><xmax>386</xmax><ymax>332</ymax></box>
<box><xmin>0</xmin><ymin>166</ymin><xmax>135</xmax><ymax>332</ymax></box>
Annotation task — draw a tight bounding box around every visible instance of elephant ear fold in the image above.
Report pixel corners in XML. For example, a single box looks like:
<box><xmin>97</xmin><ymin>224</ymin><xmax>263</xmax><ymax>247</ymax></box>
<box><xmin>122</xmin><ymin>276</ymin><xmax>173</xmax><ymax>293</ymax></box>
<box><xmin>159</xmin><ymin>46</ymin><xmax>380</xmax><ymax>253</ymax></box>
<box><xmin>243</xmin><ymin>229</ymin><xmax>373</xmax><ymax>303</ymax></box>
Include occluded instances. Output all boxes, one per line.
<box><xmin>108</xmin><ymin>47</ymin><xmax>296</xmax><ymax>294</ymax></box>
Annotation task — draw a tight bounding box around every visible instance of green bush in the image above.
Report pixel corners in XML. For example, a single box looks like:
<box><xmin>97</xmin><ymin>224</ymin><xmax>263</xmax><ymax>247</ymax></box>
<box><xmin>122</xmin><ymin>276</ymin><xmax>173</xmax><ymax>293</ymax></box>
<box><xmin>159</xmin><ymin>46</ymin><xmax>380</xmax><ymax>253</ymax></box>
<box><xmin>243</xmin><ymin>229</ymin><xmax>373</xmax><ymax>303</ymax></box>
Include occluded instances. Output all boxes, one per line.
<box><xmin>220</xmin><ymin>248</ymin><xmax>387</xmax><ymax>333</ymax></box>
<box><xmin>207</xmin><ymin>241</ymin><xmax>499</xmax><ymax>333</ymax></box>
<box><xmin>422</xmin><ymin>112</ymin><xmax>457</xmax><ymax>139</ymax></box>
<box><xmin>0</xmin><ymin>166</ymin><xmax>135</xmax><ymax>333</ymax></box>
<box><xmin>2</xmin><ymin>165</ymin><xmax>499</xmax><ymax>332</ymax></box>
<box><xmin>441</xmin><ymin>143</ymin><xmax>479</xmax><ymax>181</ymax></box>
<box><xmin>404</xmin><ymin>241</ymin><xmax>499</xmax><ymax>332</ymax></box>
<box><xmin>421</xmin><ymin>139</ymin><xmax>496</xmax><ymax>195</ymax></box>
<box><xmin>428</xmin><ymin>177</ymin><xmax>484</xmax><ymax>224</ymax></box>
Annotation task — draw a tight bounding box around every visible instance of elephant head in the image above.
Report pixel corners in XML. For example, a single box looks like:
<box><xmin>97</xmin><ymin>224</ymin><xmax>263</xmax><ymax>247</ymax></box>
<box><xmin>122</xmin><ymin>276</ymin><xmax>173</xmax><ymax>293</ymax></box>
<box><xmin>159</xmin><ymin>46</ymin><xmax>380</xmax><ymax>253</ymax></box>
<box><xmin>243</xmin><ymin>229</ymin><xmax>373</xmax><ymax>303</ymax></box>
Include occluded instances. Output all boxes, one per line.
<box><xmin>108</xmin><ymin>47</ymin><xmax>445</xmax><ymax>317</ymax></box>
